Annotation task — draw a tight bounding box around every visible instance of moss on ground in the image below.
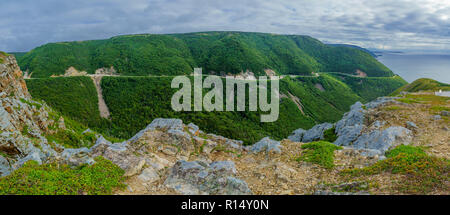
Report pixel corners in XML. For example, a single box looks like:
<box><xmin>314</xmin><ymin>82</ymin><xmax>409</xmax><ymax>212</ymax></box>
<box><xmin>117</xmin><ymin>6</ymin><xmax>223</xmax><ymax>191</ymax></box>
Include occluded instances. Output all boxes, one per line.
<box><xmin>296</xmin><ymin>141</ymin><xmax>342</xmax><ymax>169</ymax></box>
<box><xmin>0</xmin><ymin>157</ymin><xmax>125</xmax><ymax>195</ymax></box>
<box><xmin>341</xmin><ymin>145</ymin><xmax>449</xmax><ymax>194</ymax></box>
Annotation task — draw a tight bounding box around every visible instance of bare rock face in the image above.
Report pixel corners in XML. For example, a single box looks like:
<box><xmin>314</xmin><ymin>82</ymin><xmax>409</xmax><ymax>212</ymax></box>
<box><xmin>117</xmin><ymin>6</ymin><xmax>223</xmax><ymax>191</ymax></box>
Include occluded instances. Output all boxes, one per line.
<box><xmin>302</xmin><ymin>123</ymin><xmax>334</xmax><ymax>142</ymax></box>
<box><xmin>0</xmin><ymin>55</ymin><xmax>30</xmax><ymax>99</ymax></box>
<box><xmin>0</xmin><ymin>55</ymin><xmax>58</xmax><ymax>176</ymax></box>
<box><xmin>164</xmin><ymin>160</ymin><xmax>252</xmax><ymax>195</ymax></box>
<box><xmin>352</xmin><ymin>126</ymin><xmax>413</xmax><ymax>156</ymax></box>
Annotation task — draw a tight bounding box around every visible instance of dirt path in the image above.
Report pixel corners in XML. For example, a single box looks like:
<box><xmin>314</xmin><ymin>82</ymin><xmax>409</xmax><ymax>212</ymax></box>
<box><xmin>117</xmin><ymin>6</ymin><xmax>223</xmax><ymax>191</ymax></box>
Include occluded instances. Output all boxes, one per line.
<box><xmin>90</xmin><ymin>75</ymin><xmax>110</xmax><ymax>119</ymax></box>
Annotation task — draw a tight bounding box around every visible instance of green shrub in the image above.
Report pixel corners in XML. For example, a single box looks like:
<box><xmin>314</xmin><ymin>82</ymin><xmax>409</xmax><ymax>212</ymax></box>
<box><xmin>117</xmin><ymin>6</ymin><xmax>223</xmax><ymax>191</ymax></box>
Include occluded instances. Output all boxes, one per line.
<box><xmin>391</xmin><ymin>78</ymin><xmax>450</xmax><ymax>95</ymax></box>
<box><xmin>385</xmin><ymin>145</ymin><xmax>426</xmax><ymax>158</ymax></box>
<box><xmin>0</xmin><ymin>51</ymin><xmax>9</xmax><ymax>64</ymax></box>
<box><xmin>45</xmin><ymin>129</ymin><xmax>96</xmax><ymax>148</ymax></box>
<box><xmin>323</xmin><ymin>127</ymin><xmax>338</xmax><ymax>142</ymax></box>
<box><xmin>296</xmin><ymin>141</ymin><xmax>342</xmax><ymax>169</ymax></box>
<box><xmin>341</xmin><ymin>145</ymin><xmax>449</xmax><ymax>194</ymax></box>
<box><xmin>0</xmin><ymin>157</ymin><xmax>125</xmax><ymax>195</ymax></box>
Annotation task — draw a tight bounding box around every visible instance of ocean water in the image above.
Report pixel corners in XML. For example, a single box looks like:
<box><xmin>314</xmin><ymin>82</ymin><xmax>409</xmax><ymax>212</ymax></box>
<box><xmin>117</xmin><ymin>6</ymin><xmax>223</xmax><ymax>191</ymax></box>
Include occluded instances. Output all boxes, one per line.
<box><xmin>377</xmin><ymin>53</ymin><xmax>450</xmax><ymax>84</ymax></box>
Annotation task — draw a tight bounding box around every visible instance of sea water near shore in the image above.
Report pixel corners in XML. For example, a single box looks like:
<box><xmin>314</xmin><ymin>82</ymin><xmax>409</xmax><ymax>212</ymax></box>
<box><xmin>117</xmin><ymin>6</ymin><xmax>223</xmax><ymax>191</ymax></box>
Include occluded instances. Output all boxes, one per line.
<box><xmin>377</xmin><ymin>53</ymin><xmax>450</xmax><ymax>84</ymax></box>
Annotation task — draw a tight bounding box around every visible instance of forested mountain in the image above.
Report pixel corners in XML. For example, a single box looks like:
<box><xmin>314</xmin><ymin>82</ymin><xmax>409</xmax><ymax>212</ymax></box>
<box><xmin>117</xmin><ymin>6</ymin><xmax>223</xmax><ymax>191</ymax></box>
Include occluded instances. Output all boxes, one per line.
<box><xmin>16</xmin><ymin>32</ymin><xmax>393</xmax><ymax>78</ymax></box>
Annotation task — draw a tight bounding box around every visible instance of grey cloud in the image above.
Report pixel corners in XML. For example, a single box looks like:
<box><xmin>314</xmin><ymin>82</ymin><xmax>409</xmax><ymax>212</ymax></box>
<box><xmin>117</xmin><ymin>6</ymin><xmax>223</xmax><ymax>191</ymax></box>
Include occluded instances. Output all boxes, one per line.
<box><xmin>0</xmin><ymin>0</ymin><xmax>449</xmax><ymax>52</ymax></box>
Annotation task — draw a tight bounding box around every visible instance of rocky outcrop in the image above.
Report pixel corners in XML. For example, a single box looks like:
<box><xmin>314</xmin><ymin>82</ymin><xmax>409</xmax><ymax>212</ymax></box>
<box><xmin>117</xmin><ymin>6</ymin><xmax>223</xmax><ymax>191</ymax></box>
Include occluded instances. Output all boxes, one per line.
<box><xmin>287</xmin><ymin>123</ymin><xmax>333</xmax><ymax>143</ymax></box>
<box><xmin>0</xmin><ymin>55</ymin><xmax>30</xmax><ymax>99</ymax></box>
<box><xmin>333</xmin><ymin>99</ymin><xmax>414</xmax><ymax>156</ymax></box>
<box><xmin>289</xmin><ymin>97</ymin><xmax>414</xmax><ymax>157</ymax></box>
<box><xmin>302</xmin><ymin>123</ymin><xmax>334</xmax><ymax>142</ymax></box>
<box><xmin>0</xmin><ymin>55</ymin><xmax>59</xmax><ymax>176</ymax></box>
<box><xmin>54</xmin><ymin>118</ymin><xmax>250</xmax><ymax>194</ymax></box>
<box><xmin>164</xmin><ymin>160</ymin><xmax>252</xmax><ymax>195</ymax></box>
<box><xmin>287</xmin><ymin>128</ymin><xmax>306</xmax><ymax>142</ymax></box>
<box><xmin>352</xmin><ymin>126</ymin><xmax>412</xmax><ymax>156</ymax></box>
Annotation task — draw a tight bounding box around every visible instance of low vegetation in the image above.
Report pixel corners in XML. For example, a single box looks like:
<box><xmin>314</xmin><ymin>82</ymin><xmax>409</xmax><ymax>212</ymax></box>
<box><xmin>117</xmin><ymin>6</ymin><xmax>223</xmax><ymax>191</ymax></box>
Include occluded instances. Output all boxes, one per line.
<box><xmin>322</xmin><ymin>127</ymin><xmax>338</xmax><ymax>143</ymax></box>
<box><xmin>296</xmin><ymin>141</ymin><xmax>342</xmax><ymax>169</ymax></box>
<box><xmin>0</xmin><ymin>51</ymin><xmax>9</xmax><ymax>63</ymax></box>
<box><xmin>0</xmin><ymin>157</ymin><xmax>126</xmax><ymax>195</ymax></box>
<box><xmin>392</xmin><ymin>78</ymin><xmax>450</xmax><ymax>95</ymax></box>
<box><xmin>341</xmin><ymin>145</ymin><xmax>449</xmax><ymax>194</ymax></box>
<box><xmin>331</xmin><ymin>73</ymin><xmax>407</xmax><ymax>101</ymax></box>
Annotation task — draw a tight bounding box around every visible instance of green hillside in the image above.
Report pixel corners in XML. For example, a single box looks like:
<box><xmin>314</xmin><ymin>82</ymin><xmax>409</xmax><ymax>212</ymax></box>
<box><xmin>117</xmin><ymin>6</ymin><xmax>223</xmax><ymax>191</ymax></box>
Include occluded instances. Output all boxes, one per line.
<box><xmin>330</xmin><ymin>73</ymin><xmax>407</xmax><ymax>101</ymax></box>
<box><xmin>17</xmin><ymin>32</ymin><xmax>393</xmax><ymax>78</ymax></box>
<box><xmin>25</xmin><ymin>77</ymin><xmax>110</xmax><ymax>129</ymax></box>
<box><xmin>391</xmin><ymin>78</ymin><xmax>450</xmax><ymax>95</ymax></box>
<box><xmin>26</xmin><ymin>74</ymin><xmax>405</xmax><ymax>144</ymax></box>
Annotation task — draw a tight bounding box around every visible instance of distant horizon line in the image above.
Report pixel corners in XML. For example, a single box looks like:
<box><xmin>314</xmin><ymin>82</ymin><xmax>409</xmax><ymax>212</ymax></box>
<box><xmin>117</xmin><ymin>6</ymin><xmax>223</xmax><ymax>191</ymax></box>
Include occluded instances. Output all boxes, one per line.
<box><xmin>5</xmin><ymin>30</ymin><xmax>450</xmax><ymax>55</ymax></box>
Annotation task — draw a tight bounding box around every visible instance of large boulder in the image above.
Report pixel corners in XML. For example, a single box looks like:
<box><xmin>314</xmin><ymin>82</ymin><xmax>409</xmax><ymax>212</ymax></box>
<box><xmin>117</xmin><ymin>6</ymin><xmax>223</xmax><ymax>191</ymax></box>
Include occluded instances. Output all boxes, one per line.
<box><xmin>91</xmin><ymin>136</ymin><xmax>145</xmax><ymax>177</ymax></box>
<box><xmin>0</xmin><ymin>55</ymin><xmax>64</xmax><ymax>175</ymax></box>
<box><xmin>332</xmin><ymin>102</ymin><xmax>366</xmax><ymax>146</ymax></box>
<box><xmin>335</xmin><ymin>102</ymin><xmax>365</xmax><ymax>135</ymax></box>
<box><xmin>288</xmin><ymin>128</ymin><xmax>306</xmax><ymax>142</ymax></box>
<box><xmin>302</xmin><ymin>123</ymin><xmax>333</xmax><ymax>142</ymax></box>
<box><xmin>333</xmin><ymin>124</ymin><xmax>364</xmax><ymax>146</ymax></box>
<box><xmin>126</xmin><ymin>118</ymin><xmax>194</xmax><ymax>156</ymax></box>
<box><xmin>353</xmin><ymin>126</ymin><xmax>413</xmax><ymax>155</ymax></box>
<box><xmin>0</xmin><ymin>55</ymin><xmax>30</xmax><ymax>99</ymax></box>
<box><xmin>164</xmin><ymin>160</ymin><xmax>252</xmax><ymax>195</ymax></box>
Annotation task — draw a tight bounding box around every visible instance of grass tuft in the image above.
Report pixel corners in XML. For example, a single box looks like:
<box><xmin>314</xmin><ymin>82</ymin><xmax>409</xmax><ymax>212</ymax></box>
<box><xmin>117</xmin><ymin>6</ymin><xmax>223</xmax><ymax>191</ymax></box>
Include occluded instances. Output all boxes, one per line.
<box><xmin>296</xmin><ymin>141</ymin><xmax>342</xmax><ymax>169</ymax></box>
<box><xmin>341</xmin><ymin>145</ymin><xmax>449</xmax><ymax>194</ymax></box>
<box><xmin>0</xmin><ymin>157</ymin><xmax>125</xmax><ymax>195</ymax></box>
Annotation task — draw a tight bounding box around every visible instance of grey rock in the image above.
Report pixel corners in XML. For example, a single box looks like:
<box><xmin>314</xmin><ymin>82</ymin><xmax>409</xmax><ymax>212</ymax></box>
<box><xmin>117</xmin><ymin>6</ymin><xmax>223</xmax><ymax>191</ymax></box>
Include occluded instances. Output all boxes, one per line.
<box><xmin>61</xmin><ymin>147</ymin><xmax>94</xmax><ymax>166</ymax></box>
<box><xmin>333</xmin><ymin>124</ymin><xmax>364</xmax><ymax>146</ymax></box>
<box><xmin>210</xmin><ymin>161</ymin><xmax>237</xmax><ymax>175</ymax></box>
<box><xmin>288</xmin><ymin>128</ymin><xmax>306</xmax><ymax>142</ymax></box>
<box><xmin>365</xmin><ymin>97</ymin><xmax>398</xmax><ymax>109</ymax></box>
<box><xmin>187</xmin><ymin>123</ymin><xmax>200</xmax><ymax>134</ymax></box>
<box><xmin>0</xmin><ymin>155</ymin><xmax>11</xmax><ymax>177</ymax></box>
<box><xmin>442</xmin><ymin>111</ymin><xmax>449</xmax><ymax>116</ymax></box>
<box><xmin>127</xmin><ymin>118</ymin><xmax>185</xmax><ymax>144</ymax></box>
<box><xmin>91</xmin><ymin>137</ymin><xmax>145</xmax><ymax>177</ymax></box>
<box><xmin>12</xmin><ymin>151</ymin><xmax>42</xmax><ymax>170</ymax></box>
<box><xmin>302</xmin><ymin>123</ymin><xmax>333</xmax><ymax>142</ymax></box>
<box><xmin>224</xmin><ymin>140</ymin><xmax>242</xmax><ymax>150</ymax></box>
<box><xmin>249</xmin><ymin>137</ymin><xmax>282</xmax><ymax>153</ymax></box>
<box><xmin>406</xmin><ymin>121</ymin><xmax>418</xmax><ymax>130</ymax></box>
<box><xmin>353</xmin><ymin>126</ymin><xmax>412</xmax><ymax>154</ymax></box>
<box><xmin>432</xmin><ymin>115</ymin><xmax>442</xmax><ymax>121</ymax></box>
<box><xmin>148</xmin><ymin>118</ymin><xmax>184</xmax><ymax>131</ymax></box>
<box><xmin>164</xmin><ymin>160</ymin><xmax>251</xmax><ymax>195</ymax></box>
<box><xmin>370</xmin><ymin>120</ymin><xmax>385</xmax><ymax>129</ymax></box>
<box><xmin>335</xmin><ymin>102</ymin><xmax>365</xmax><ymax>135</ymax></box>
<box><xmin>138</xmin><ymin>167</ymin><xmax>159</xmax><ymax>183</ymax></box>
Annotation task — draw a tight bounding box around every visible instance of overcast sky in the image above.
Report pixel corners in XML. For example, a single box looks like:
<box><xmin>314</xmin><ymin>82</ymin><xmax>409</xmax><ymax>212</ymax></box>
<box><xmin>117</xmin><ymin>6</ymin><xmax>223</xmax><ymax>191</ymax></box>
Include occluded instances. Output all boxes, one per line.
<box><xmin>1</xmin><ymin>0</ymin><xmax>449</xmax><ymax>52</ymax></box>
